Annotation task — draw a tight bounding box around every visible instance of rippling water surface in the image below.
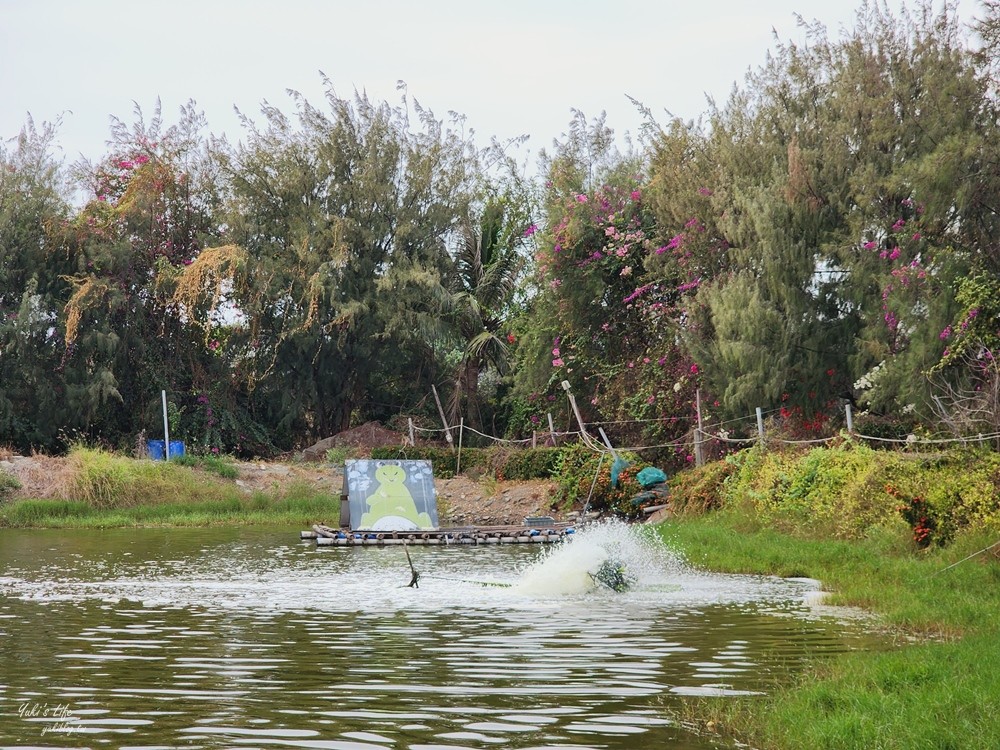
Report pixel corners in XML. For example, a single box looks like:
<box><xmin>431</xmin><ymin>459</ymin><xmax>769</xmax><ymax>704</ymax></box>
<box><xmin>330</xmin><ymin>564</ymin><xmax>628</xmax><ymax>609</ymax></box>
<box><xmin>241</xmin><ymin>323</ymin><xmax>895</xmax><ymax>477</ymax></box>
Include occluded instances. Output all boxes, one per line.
<box><xmin>0</xmin><ymin>524</ymin><xmax>882</xmax><ymax>749</ymax></box>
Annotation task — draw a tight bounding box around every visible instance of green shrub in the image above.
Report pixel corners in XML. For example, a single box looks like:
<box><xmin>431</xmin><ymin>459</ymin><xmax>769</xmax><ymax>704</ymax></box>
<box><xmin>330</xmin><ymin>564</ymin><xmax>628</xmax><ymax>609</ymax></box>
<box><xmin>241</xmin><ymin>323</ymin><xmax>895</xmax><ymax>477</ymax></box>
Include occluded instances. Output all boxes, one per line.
<box><xmin>853</xmin><ymin>412</ymin><xmax>921</xmax><ymax>444</ymax></box>
<box><xmin>0</xmin><ymin>467</ymin><xmax>21</xmax><ymax>499</ymax></box>
<box><xmin>171</xmin><ymin>453</ymin><xmax>239</xmax><ymax>479</ymax></box>
<box><xmin>668</xmin><ymin>459</ymin><xmax>734</xmax><ymax>514</ymax></box>
<box><xmin>486</xmin><ymin>447</ymin><xmax>561</xmax><ymax>480</ymax></box>
<box><xmin>679</xmin><ymin>443</ymin><xmax>1000</xmax><ymax>545</ymax></box>
<box><xmin>369</xmin><ymin>445</ymin><xmax>560</xmax><ymax>480</ymax></box>
<box><xmin>552</xmin><ymin>443</ymin><xmax>644</xmax><ymax>515</ymax></box>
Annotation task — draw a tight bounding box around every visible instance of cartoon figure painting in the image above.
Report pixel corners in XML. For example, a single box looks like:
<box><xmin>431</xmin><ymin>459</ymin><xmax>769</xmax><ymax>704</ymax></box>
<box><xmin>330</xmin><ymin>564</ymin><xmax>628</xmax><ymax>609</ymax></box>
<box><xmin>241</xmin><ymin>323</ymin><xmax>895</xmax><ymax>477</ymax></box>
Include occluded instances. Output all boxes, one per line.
<box><xmin>345</xmin><ymin>459</ymin><xmax>439</xmax><ymax>531</ymax></box>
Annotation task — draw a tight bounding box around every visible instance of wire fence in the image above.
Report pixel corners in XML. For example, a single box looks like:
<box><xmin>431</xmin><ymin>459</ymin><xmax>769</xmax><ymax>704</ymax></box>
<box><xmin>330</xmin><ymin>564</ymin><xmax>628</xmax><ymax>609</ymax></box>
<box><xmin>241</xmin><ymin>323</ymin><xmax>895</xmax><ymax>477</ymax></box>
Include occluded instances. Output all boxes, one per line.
<box><xmin>406</xmin><ymin>390</ymin><xmax>1000</xmax><ymax>466</ymax></box>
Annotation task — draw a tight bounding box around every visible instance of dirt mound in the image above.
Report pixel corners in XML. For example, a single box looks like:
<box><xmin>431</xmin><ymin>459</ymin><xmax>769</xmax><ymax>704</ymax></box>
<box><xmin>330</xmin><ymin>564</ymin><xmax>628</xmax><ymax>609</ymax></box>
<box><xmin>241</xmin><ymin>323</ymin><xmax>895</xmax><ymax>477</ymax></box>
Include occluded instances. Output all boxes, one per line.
<box><xmin>436</xmin><ymin>476</ymin><xmax>561</xmax><ymax>526</ymax></box>
<box><xmin>301</xmin><ymin>421</ymin><xmax>405</xmax><ymax>461</ymax></box>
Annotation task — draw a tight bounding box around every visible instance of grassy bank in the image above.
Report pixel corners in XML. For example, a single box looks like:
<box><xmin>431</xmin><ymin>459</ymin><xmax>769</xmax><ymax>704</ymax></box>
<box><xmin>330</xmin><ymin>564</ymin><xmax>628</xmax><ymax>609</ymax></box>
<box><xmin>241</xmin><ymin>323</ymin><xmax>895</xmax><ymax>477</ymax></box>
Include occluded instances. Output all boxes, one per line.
<box><xmin>0</xmin><ymin>446</ymin><xmax>339</xmax><ymax>528</ymax></box>
<box><xmin>0</xmin><ymin>494</ymin><xmax>338</xmax><ymax>528</ymax></box>
<box><xmin>660</xmin><ymin>442</ymin><xmax>1000</xmax><ymax>750</ymax></box>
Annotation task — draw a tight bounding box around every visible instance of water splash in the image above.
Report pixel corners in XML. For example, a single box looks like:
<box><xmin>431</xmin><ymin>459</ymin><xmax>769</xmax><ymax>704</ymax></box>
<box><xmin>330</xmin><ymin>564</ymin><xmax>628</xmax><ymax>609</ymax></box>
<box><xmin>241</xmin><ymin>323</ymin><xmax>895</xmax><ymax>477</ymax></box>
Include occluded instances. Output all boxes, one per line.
<box><xmin>513</xmin><ymin>519</ymin><xmax>684</xmax><ymax>596</ymax></box>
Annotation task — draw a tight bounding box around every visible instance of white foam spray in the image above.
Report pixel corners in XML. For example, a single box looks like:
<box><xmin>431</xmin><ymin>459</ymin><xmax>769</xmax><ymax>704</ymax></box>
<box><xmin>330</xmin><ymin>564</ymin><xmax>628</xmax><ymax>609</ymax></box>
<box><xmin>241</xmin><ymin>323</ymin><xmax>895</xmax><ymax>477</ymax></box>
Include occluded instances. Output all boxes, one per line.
<box><xmin>512</xmin><ymin>519</ymin><xmax>682</xmax><ymax>596</ymax></box>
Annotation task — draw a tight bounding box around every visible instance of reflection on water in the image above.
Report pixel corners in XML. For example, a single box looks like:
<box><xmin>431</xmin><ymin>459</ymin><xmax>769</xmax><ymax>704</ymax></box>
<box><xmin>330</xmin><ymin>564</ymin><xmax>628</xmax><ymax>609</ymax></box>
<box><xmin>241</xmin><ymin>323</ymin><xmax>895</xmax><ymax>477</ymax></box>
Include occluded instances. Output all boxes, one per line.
<box><xmin>0</xmin><ymin>526</ymin><xmax>883</xmax><ymax>749</ymax></box>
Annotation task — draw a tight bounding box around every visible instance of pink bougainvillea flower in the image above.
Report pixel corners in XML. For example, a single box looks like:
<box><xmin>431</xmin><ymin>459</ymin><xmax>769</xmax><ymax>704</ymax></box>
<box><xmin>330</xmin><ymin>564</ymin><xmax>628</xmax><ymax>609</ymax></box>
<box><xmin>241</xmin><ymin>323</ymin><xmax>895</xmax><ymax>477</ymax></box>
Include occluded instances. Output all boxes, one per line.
<box><xmin>689</xmin><ymin>364</ymin><xmax>699</xmax><ymax>374</ymax></box>
<box><xmin>889</xmin><ymin>247</ymin><xmax>901</xmax><ymax>260</ymax></box>
<box><xmin>863</xmin><ymin>241</ymin><xmax>877</xmax><ymax>250</ymax></box>
<box><xmin>552</xmin><ymin>347</ymin><xmax>561</xmax><ymax>357</ymax></box>
<box><xmin>523</xmin><ymin>224</ymin><xmax>538</xmax><ymax>237</ymax></box>
<box><xmin>631</xmin><ymin>190</ymin><xmax>641</xmax><ymax>201</ymax></box>
<box><xmin>892</xmin><ymin>218</ymin><xmax>906</xmax><ymax>231</ymax></box>
<box><xmin>575</xmin><ymin>194</ymin><xmax>588</xmax><ymax>203</ymax></box>
<box><xmin>552</xmin><ymin>357</ymin><xmax>564</xmax><ymax>367</ymax></box>
<box><xmin>912</xmin><ymin>232</ymin><xmax>921</xmax><ymax>241</ymax></box>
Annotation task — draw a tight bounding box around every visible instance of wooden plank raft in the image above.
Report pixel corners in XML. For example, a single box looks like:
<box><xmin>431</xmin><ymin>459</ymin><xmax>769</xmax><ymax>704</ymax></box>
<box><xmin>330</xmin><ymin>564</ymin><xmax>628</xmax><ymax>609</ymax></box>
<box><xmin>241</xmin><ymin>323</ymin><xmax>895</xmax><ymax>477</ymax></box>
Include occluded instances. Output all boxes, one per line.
<box><xmin>300</xmin><ymin>521</ymin><xmax>574</xmax><ymax>547</ymax></box>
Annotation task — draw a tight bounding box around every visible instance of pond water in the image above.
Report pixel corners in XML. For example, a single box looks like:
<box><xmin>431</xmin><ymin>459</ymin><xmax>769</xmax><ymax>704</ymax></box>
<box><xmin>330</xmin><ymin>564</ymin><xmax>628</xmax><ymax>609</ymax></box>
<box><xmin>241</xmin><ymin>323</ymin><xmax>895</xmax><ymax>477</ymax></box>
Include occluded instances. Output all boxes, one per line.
<box><xmin>0</xmin><ymin>522</ymin><xmax>883</xmax><ymax>749</ymax></box>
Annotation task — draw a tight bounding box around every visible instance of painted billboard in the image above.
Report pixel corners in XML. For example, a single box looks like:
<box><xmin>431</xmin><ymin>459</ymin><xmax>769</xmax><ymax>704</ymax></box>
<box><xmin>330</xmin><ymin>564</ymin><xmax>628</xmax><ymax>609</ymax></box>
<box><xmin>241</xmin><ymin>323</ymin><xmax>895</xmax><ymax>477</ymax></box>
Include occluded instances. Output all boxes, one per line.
<box><xmin>344</xmin><ymin>459</ymin><xmax>439</xmax><ymax>531</ymax></box>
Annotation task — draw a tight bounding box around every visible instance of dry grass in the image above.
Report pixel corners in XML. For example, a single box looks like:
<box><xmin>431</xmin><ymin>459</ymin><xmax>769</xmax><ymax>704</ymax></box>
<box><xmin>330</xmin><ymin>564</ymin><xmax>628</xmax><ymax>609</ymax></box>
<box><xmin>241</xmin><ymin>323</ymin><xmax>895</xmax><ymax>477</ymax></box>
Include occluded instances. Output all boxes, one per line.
<box><xmin>5</xmin><ymin>454</ymin><xmax>75</xmax><ymax>499</ymax></box>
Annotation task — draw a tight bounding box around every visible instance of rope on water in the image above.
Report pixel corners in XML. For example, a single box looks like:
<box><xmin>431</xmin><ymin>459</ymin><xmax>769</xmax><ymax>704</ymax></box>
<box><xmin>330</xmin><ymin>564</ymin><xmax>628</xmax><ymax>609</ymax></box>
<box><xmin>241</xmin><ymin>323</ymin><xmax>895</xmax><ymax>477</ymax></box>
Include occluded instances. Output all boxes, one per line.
<box><xmin>932</xmin><ymin>539</ymin><xmax>1000</xmax><ymax>576</ymax></box>
<box><xmin>420</xmin><ymin>574</ymin><xmax>513</xmax><ymax>588</ymax></box>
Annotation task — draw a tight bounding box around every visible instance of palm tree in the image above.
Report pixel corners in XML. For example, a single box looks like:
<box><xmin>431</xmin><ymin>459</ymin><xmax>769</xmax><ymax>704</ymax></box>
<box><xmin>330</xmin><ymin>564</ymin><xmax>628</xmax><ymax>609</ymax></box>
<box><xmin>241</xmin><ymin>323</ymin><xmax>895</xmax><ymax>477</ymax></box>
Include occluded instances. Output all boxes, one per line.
<box><xmin>447</xmin><ymin>197</ymin><xmax>530</xmax><ymax>427</ymax></box>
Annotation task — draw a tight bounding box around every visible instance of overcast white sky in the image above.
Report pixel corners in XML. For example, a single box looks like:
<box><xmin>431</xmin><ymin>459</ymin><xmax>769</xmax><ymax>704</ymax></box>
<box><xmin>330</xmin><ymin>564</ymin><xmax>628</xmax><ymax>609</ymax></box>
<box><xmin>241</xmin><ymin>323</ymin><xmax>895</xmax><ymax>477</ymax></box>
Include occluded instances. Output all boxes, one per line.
<box><xmin>0</xmin><ymin>0</ymin><xmax>976</xmax><ymax>166</ymax></box>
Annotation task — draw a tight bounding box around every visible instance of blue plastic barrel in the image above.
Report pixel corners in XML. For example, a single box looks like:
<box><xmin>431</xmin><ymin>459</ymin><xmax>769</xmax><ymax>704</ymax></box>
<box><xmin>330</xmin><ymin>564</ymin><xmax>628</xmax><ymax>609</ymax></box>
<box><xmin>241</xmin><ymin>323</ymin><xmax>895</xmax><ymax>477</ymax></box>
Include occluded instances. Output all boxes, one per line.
<box><xmin>147</xmin><ymin>440</ymin><xmax>185</xmax><ymax>460</ymax></box>
<box><xmin>146</xmin><ymin>440</ymin><xmax>165</xmax><ymax>460</ymax></box>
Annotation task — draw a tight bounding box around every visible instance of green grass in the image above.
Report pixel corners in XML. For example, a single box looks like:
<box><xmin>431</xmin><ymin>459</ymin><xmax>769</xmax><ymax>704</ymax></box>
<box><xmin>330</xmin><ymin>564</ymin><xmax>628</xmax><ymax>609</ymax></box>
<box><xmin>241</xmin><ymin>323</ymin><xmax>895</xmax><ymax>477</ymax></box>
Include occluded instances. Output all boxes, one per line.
<box><xmin>660</xmin><ymin>512</ymin><xmax>1000</xmax><ymax>749</ymax></box>
<box><xmin>0</xmin><ymin>492</ymin><xmax>338</xmax><ymax>528</ymax></box>
<box><xmin>170</xmin><ymin>452</ymin><xmax>239</xmax><ymax>479</ymax></box>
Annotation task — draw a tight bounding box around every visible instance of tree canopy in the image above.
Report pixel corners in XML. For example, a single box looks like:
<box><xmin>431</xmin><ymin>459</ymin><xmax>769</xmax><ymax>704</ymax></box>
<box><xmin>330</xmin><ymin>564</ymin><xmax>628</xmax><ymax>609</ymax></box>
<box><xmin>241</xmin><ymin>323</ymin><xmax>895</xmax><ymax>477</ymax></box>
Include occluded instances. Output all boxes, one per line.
<box><xmin>3</xmin><ymin>2</ymin><xmax>1000</xmax><ymax>459</ymax></box>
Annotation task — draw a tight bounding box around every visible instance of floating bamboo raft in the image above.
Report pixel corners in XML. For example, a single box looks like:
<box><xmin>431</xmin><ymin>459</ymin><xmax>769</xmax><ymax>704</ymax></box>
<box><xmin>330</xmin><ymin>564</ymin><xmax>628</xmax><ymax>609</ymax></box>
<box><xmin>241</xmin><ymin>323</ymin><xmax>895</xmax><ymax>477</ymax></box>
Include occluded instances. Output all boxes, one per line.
<box><xmin>301</xmin><ymin>522</ymin><xmax>574</xmax><ymax>546</ymax></box>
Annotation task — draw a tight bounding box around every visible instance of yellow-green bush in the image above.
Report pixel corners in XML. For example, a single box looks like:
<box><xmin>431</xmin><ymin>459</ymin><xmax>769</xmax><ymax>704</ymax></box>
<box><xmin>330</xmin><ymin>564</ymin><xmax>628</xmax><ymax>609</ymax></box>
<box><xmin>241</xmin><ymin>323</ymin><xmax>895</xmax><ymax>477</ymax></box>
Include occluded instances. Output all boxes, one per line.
<box><xmin>677</xmin><ymin>442</ymin><xmax>1000</xmax><ymax>545</ymax></box>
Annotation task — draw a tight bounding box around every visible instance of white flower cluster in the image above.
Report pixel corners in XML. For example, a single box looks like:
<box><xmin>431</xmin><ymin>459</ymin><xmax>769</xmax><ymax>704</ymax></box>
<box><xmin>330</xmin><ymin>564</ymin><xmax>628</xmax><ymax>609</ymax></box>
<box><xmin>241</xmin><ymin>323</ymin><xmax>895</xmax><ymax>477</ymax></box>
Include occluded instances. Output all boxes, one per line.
<box><xmin>853</xmin><ymin>360</ymin><xmax>886</xmax><ymax>391</ymax></box>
